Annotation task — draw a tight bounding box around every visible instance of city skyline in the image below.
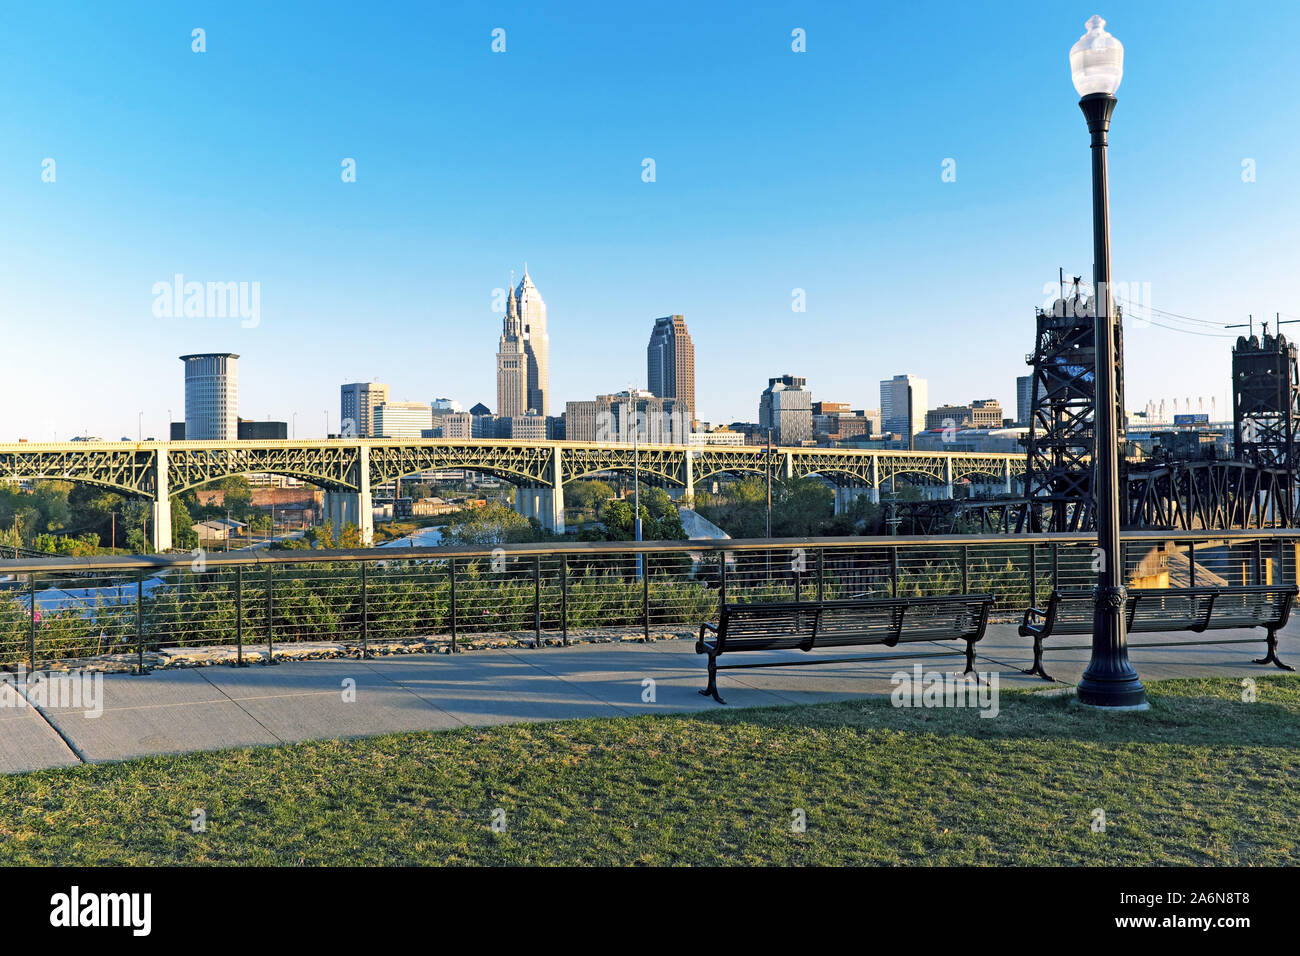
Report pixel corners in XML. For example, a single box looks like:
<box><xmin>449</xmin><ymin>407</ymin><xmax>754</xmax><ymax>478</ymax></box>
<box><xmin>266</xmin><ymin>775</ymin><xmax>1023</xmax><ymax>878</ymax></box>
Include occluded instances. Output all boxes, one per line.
<box><xmin>4</xmin><ymin>1</ymin><xmax>1296</xmax><ymax>440</ymax></box>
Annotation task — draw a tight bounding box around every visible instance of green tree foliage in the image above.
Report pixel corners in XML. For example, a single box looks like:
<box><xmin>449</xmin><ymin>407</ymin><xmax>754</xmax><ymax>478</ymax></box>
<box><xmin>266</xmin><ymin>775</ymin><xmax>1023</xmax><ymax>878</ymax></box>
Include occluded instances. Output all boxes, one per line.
<box><xmin>443</xmin><ymin>502</ymin><xmax>533</xmax><ymax>546</ymax></box>
<box><xmin>585</xmin><ymin>488</ymin><xmax>686</xmax><ymax>542</ymax></box>
<box><xmin>171</xmin><ymin>498</ymin><xmax>198</xmax><ymax>551</ymax></box>
<box><xmin>566</xmin><ymin>480</ymin><xmax>616</xmax><ymax>514</ymax></box>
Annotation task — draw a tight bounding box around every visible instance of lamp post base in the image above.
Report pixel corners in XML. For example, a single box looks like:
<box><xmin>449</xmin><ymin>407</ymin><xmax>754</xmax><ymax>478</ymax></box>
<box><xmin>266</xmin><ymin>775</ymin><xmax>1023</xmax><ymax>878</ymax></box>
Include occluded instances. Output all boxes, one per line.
<box><xmin>1073</xmin><ymin>696</ymin><xmax>1150</xmax><ymax>712</ymax></box>
<box><xmin>1076</xmin><ymin>670</ymin><xmax>1148</xmax><ymax>709</ymax></box>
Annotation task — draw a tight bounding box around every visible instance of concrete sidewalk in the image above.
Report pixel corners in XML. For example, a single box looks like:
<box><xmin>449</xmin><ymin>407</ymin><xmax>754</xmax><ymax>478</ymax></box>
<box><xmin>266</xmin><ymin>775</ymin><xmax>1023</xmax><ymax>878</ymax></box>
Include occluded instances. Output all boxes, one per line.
<box><xmin>2</xmin><ymin>621</ymin><xmax>1296</xmax><ymax>773</ymax></box>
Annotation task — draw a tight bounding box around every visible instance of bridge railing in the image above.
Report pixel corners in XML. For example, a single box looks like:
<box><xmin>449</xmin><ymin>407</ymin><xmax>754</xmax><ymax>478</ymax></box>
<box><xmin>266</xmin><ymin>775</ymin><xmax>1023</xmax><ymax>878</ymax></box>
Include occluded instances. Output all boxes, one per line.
<box><xmin>0</xmin><ymin>530</ymin><xmax>1296</xmax><ymax>672</ymax></box>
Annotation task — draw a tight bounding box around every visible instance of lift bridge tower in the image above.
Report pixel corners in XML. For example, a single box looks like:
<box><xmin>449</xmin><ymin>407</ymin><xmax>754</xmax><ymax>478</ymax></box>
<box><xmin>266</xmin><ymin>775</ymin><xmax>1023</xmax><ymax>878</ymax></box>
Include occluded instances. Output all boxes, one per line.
<box><xmin>1232</xmin><ymin>325</ymin><xmax>1300</xmax><ymax>472</ymax></box>
<box><xmin>1020</xmin><ymin>276</ymin><xmax>1125</xmax><ymax>532</ymax></box>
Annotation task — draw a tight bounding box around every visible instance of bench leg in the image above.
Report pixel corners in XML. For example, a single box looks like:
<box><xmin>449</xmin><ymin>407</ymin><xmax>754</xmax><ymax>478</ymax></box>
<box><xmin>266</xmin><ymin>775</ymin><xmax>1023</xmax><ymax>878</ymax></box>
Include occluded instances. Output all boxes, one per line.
<box><xmin>1021</xmin><ymin>636</ymin><xmax>1054</xmax><ymax>682</ymax></box>
<box><xmin>1253</xmin><ymin>629</ymin><xmax>1295</xmax><ymax>672</ymax></box>
<box><xmin>698</xmin><ymin>653</ymin><xmax>727</xmax><ymax>704</ymax></box>
<box><xmin>963</xmin><ymin>639</ymin><xmax>978</xmax><ymax>677</ymax></box>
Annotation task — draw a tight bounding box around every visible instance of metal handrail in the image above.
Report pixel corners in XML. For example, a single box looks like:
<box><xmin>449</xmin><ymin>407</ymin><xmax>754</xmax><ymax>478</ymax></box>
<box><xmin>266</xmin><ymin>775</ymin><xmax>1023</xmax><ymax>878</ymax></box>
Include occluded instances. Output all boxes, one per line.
<box><xmin>1</xmin><ymin>527</ymin><xmax>1297</xmax><ymax>574</ymax></box>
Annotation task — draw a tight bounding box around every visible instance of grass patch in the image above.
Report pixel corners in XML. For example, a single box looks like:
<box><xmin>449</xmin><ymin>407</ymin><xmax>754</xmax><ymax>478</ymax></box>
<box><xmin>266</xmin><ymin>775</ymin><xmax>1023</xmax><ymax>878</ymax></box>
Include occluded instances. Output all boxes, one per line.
<box><xmin>1</xmin><ymin>677</ymin><xmax>1297</xmax><ymax>865</ymax></box>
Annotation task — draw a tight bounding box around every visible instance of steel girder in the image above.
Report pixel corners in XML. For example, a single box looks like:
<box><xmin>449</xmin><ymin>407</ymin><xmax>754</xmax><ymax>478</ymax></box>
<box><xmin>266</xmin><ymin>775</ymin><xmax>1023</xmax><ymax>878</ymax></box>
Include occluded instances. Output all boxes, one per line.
<box><xmin>0</xmin><ymin>445</ymin><xmax>157</xmax><ymax>496</ymax></box>
<box><xmin>169</xmin><ymin>444</ymin><xmax>362</xmax><ymax>493</ymax></box>
<box><xmin>0</xmin><ymin>440</ymin><xmax>1027</xmax><ymax>500</ymax></box>
<box><xmin>369</xmin><ymin>441</ymin><xmax>554</xmax><ymax>487</ymax></box>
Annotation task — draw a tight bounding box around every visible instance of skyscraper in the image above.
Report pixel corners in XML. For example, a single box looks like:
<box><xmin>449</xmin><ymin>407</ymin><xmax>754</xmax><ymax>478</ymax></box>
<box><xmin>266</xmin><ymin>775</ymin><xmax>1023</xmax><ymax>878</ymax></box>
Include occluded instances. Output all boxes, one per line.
<box><xmin>180</xmin><ymin>353</ymin><xmax>238</xmax><ymax>440</ymax></box>
<box><xmin>759</xmin><ymin>374</ymin><xmax>813</xmax><ymax>446</ymax></box>
<box><xmin>647</xmin><ymin>314</ymin><xmax>695</xmax><ymax>422</ymax></box>
<box><xmin>340</xmin><ymin>382</ymin><xmax>389</xmax><ymax>438</ymax></box>
<box><xmin>880</xmin><ymin>374</ymin><xmax>928</xmax><ymax>447</ymax></box>
<box><xmin>496</xmin><ymin>267</ymin><xmax>549</xmax><ymax>417</ymax></box>
<box><xmin>516</xmin><ymin>269</ymin><xmax>549</xmax><ymax>416</ymax></box>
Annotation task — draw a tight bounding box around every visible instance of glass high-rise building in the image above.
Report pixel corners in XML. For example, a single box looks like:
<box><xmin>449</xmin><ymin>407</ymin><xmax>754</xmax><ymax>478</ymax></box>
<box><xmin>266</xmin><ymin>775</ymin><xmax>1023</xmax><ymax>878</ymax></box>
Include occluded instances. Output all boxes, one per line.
<box><xmin>646</xmin><ymin>315</ymin><xmax>695</xmax><ymax>423</ymax></box>
<box><xmin>181</xmin><ymin>353</ymin><xmax>238</xmax><ymax>440</ymax></box>
<box><xmin>880</xmin><ymin>374</ymin><xmax>928</xmax><ymax>446</ymax></box>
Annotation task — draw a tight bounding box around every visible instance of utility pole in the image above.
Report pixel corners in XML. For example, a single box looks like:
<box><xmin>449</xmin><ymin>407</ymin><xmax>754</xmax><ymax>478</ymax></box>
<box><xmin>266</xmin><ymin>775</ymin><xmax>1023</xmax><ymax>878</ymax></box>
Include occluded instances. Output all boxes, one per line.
<box><xmin>766</xmin><ymin>429</ymin><xmax>773</xmax><ymax>537</ymax></box>
<box><xmin>110</xmin><ymin>511</ymin><xmax>116</xmax><ymax>555</ymax></box>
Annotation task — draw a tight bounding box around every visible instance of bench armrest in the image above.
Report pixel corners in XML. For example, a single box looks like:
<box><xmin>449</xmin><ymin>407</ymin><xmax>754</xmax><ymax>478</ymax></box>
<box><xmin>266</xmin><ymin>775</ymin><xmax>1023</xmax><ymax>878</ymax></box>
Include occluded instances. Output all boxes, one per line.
<box><xmin>697</xmin><ymin>620</ymin><xmax>718</xmax><ymax>654</ymax></box>
<box><xmin>1019</xmin><ymin>605</ymin><xmax>1047</xmax><ymax>636</ymax></box>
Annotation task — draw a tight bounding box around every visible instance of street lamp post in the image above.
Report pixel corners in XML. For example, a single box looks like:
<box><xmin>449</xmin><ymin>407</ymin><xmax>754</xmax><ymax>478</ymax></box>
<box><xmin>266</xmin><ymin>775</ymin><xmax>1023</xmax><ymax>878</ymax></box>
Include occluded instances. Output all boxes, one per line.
<box><xmin>633</xmin><ymin>417</ymin><xmax>643</xmax><ymax>580</ymax></box>
<box><xmin>1071</xmin><ymin>15</ymin><xmax>1146</xmax><ymax>709</ymax></box>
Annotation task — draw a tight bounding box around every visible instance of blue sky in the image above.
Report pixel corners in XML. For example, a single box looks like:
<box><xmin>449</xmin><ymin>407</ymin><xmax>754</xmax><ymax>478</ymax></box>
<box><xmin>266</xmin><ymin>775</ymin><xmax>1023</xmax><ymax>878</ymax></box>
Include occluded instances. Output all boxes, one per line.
<box><xmin>2</xmin><ymin>0</ymin><xmax>1297</xmax><ymax>440</ymax></box>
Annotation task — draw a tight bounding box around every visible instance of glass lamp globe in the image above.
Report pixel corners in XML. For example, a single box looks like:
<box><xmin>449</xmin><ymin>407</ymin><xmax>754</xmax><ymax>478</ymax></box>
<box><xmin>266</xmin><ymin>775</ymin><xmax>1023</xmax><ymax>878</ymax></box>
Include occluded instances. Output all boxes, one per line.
<box><xmin>1070</xmin><ymin>15</ymin><xmax>1124</xmax><ymax>96</ymax></box>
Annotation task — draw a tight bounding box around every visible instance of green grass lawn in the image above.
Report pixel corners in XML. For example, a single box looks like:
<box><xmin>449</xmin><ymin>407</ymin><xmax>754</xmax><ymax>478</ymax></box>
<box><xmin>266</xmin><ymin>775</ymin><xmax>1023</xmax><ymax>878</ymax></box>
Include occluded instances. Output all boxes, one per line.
<box><xmin>1</xmin><ymin>677</ymin><xmax>1297</xmax><ymax>865</ymax></box>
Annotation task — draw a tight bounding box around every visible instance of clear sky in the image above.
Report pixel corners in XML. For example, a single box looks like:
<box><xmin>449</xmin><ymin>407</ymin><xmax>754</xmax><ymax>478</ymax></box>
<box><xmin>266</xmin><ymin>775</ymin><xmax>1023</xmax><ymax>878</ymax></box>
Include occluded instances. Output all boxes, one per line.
<box><xmin>2</xmin><ymin>0</ymin><xmax>1297</xmax><ymax>440</ymax></box>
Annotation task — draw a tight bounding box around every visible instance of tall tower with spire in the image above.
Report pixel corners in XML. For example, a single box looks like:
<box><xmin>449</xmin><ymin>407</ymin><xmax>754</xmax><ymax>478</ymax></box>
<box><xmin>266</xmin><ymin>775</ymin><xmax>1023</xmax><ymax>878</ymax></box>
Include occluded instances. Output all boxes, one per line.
<box><xmin>496</xmin><ymin>271</ymin><xmax>528</xmax><ymax>418</ymax></box>
<box><xmin>516</xmin><ymin>266</ymin><xmax>549</xmax><ymax>416</ymax></box>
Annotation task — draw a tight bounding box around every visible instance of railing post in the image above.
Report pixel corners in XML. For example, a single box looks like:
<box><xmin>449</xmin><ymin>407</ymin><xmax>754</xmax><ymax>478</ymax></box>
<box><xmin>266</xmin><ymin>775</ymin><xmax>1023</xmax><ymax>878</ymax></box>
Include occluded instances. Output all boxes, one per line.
<box><xmin>719</xmin><ymin>549</ymin><xmax>728</xmax><ymax>606</ymax></box>
<box><xmin>816</xmin><ymin>548</ymin><xmax>824</xmax><ymax>603</ymax></box>
<box><xmin>360</xmin><ymin>561</ymin><xmax>369</xmax><ymax>660</ymax></box>
<box><xmin>1254</xmin><ymin>539</ymin><xmax>1263</xmax><ymax>585</ymax></box>
<box><xmin>235</xmin><ymin>565</ymin><xmax>246</xmax><ymax>666</ymax></box>
<box><xmin>1188</xmin><ymin>540</ymin><xmax>1196</xmax><ymax>587</ymax></box>
<box><xmin>265</xmin><ymin>564</ymin><xmax>276</xmax><ymax>665</ymax></box>
<box><xmin>1052</xmin><ymin>542</ymin><xmax>1060</xmax><ymax>591</ymax></box>
<box><xmin>1028</xmin><ymin>543</ymin><xmax>1037</xmax><ymax>609</ymax></box>
<box><xmin>889</xmin><ymin>546</ymin><xmax>899</xmax><ymax>598</ymax></box>
<box><xmin>642</xmin><ymin>548</ymin><xmax>650</xmax><ymax>641</ymax></box>
<box><xmin>561</xmin><ymin>554</ymin><xmax>569</xmax><ymax>646</ymax></box>
<box><xmin>136</xmin><ymin>569</ymin><xmax>146</xmax><ymax>676</ymax></box>
<box><xmin>449</xmin><ymin>557</ymin><xmax>458</xmax><ymax>653</ymax></box>
<box><xmin>534</xmin><ymin>554</ymin><xmax>542</xmax><ymax>648</ymax></box>
<box><xmin>28</xmin><ymin>572</ymin><xmax>37</xmax><ymax>674</ymax></box>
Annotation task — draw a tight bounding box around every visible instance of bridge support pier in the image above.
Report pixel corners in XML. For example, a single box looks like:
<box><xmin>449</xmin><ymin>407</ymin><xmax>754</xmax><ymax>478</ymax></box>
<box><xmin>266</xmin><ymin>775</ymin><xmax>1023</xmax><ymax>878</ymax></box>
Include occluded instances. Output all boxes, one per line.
<box><xmin>683</xmin><ymin>451</ymin><xmax>695</xmax><ymax>506</ymax></box>
<box><xmin>515</xmin><ymin>447</ymin><xmax>565</xmax><ymax>534</ymax></box>
<box><xmin>324</xmin><ymin>490</ymin><xmax>375</xmax><ymax>545</ymax></box>
<box><xmin>151</xmin><ymin>447</ymin><xmax>172</xmax><ymax>552</ymax></box>
<box><xmin>324</xmin><ymin>444</ymin><xmax>374</xmax><ymax>545</ymax></box>
<box><xmin>944</xmin><ymin>458</ymin><xmax>954</xmax><ymax>499</ymax></box>
<box><xmin>834</xmin><ymin>484</ymin><xmax>873</xmax><ymax>515</ymax></box>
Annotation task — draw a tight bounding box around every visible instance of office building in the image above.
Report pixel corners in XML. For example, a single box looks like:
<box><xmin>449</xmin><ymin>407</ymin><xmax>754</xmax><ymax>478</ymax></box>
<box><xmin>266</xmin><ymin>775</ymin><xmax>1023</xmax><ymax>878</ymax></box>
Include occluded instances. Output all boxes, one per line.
<box><xmin>373</xmin><ymin>401</ymin><xmax>435</xmax><ymax>438</ymax></box>
<box><xmin>1016</xmin><ymin>375</ymin><xmax>1046</xmax><ymax>426</ymax></box>
<box><xmin>340</xmin><ymin>382</ymin><xmax>389</xmax><ymax>438</ymax></box>
<box><xmin>759</xmin><ymin>374</ymin><xmax>814</xmax><ymax>446</ymax></box>
<box><xmin>496</xmin><ymin>267</ymin><xmax>549</xmax><ymax>417</ymax></box>
<box><xmin>880</xmin><ymin>374</ymin><xmax>928</xmax><ymax>445</ymax></box>
<box><xmin>441</xmin><ymin>412</ymin><xmax>473</xmax><ymax>439</ymax></box>
<box><xmin>237</xmin><ymin>419</ymin><xmax>288</xmax><ymax>440</ymax></box>
<box><xmin>181</xmin><ymin>353</ymin><xmax>238</xmax><ymax>440</ymax></box>
<box><xmin>813</xmin><ymin>402</ymin><xmax>876</xmax><ymax>443</ymax></box>
<box><xmin>565</xmin><ymin>389</ymin><xmax>691</xmax><ymax>443</ymax></box>
<box><xmin>647</xmin><ymin>315</ymin><xmax>696</xmax><ymax>422</ymax></box>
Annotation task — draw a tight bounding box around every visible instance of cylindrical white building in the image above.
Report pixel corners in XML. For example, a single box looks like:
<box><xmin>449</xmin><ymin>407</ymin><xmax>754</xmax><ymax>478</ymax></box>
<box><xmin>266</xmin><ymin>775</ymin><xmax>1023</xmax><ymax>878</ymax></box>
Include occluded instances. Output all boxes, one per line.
<box><xmin>181</xmin><ymin>353</ymin><xmax>239</xmax><ymax>440</ymax></box>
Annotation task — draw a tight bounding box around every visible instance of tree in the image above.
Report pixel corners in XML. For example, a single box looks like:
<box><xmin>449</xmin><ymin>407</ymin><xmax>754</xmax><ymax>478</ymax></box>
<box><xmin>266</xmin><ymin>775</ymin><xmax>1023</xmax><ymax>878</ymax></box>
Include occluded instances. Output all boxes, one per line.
<box><xmin>444</xmin><ymin>502</ymin><xmax>532</xmax><ymax>546</ymax></box>
<box><xmin>216</xmin><ymin>476</ymin><xmax>254</xmax><ymax>521</ymax></box>
<box><xmin>171</xmin><ymin>498</ymin><xmax>198</xmax><ymax>551</ymax></box>
<box><xmin>567</xmin><ymin>480</ymin><xmax>615</xmax><ymax>513</ymax></box>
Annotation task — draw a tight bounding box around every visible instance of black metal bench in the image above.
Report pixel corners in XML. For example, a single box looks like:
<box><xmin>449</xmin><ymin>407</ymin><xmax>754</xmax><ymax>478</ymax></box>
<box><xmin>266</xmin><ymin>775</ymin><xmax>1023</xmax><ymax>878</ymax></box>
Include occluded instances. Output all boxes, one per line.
<box><xmin>695</xmin><ymin>594</ymin><xmax>994</xmax><ymax>704</ymax></box>
<box><xmin>1019</xmin><ymin>585</ymin><xmax>1297</xmax><ymax>681</ymax></box>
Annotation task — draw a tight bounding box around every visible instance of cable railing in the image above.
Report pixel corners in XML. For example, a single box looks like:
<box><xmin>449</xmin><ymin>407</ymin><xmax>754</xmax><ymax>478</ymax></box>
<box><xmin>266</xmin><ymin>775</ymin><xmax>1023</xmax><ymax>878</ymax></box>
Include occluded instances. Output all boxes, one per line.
<box><xmin>1</xmin><ymin>530</ymin><xmax>1296</xmax><ymax>673</ymax></box>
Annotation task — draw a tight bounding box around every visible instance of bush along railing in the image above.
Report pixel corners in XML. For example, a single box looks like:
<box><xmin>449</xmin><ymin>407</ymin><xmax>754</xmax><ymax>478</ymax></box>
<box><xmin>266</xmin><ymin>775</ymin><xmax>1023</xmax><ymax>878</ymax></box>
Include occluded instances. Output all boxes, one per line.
<box><xmin>0</xmin><ymin>531</ymin><xmax>1296</xmax><ymax>673</ymax></box>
